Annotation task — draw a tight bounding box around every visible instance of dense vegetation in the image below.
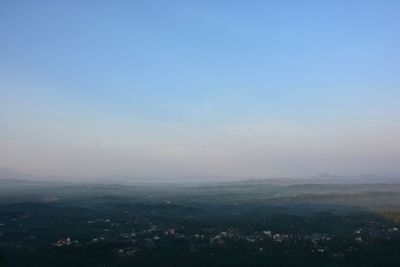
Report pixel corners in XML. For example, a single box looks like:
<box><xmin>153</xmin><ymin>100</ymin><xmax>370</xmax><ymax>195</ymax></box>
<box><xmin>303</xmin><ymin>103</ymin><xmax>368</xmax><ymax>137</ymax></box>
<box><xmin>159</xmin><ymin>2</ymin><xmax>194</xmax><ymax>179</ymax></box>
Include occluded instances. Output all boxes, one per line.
<box><xmin>1</xmin><ymin>180</ymin><xmax>400</xmax><ymax>266</ymax></box>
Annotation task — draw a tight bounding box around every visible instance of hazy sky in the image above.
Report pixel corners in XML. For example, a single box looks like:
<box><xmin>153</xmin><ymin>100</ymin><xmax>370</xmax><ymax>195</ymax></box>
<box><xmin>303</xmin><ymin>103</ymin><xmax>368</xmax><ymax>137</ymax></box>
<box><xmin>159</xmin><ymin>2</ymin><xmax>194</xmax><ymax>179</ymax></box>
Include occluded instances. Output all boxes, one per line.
<box><xmin>0</xmin><ymin>0</ymin><xmax>399</xmax><ymax>179</ymax></box>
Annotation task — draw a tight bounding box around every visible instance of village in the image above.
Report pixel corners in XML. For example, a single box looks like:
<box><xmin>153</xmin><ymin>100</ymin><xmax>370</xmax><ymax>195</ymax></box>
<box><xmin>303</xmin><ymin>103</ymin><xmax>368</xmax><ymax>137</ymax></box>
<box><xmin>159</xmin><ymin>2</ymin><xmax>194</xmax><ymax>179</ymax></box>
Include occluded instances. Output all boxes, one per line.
<box><xmin>38</xmin><ymin>215</ymin><xmax>400</xmax><ymax>260</ymax></box>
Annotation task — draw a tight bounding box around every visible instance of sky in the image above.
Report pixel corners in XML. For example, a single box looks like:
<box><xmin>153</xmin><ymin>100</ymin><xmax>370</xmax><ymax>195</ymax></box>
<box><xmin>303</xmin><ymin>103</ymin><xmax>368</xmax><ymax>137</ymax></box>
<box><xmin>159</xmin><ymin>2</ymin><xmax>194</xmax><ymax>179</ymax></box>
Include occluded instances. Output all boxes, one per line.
<box><xmin>0</xmin><ymin>0</ymin><xmax>399</xmax><ymax>179</ymax></box>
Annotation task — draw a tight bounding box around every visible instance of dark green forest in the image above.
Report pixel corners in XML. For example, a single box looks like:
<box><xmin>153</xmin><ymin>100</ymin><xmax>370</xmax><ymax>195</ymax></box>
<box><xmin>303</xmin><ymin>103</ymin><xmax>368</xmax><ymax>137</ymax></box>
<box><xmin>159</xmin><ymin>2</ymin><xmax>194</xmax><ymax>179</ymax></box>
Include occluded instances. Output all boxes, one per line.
<box><xmin>1</xmin><ymin>180</ymin><xmax>400</xmax><ymax>266</ymax></box>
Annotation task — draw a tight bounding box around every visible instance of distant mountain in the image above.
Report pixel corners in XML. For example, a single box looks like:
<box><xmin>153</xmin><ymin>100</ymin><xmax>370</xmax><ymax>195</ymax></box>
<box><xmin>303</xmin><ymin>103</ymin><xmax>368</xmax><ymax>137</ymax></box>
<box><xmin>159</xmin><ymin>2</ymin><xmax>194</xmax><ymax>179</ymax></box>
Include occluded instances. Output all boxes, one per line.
<box><xmin>307</xmin><ymin>173</ymin><xmax>394</xmax><ymax>183</ymax></box>
<box><xmin>0</xmin><ymin>167</ymin><xmax>35</xmax><ymax>181</ymax></box>
<box><xmin>227</xmin><ymin>173</ymin><xmax>400</xmax><ymax>186</ymax></box>
<box><xmin>0</xmin><ymin>167</ymin><xmax>398</xmax><ymax>185</ymax></box>
<box><xmin>311</xmin><ymin>173</ymin><xmax>340</xmax><ymax>179</ymax></box>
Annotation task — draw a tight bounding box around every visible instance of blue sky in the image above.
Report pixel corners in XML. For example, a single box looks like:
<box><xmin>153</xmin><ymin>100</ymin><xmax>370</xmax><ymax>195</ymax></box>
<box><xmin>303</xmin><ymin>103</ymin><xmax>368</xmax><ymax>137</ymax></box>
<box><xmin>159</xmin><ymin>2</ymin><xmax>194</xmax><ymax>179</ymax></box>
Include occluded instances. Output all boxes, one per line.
<box><xmin>0</xmin><ymin>1</ymin><xmax>399</xmax><ymax>179</ymax></box>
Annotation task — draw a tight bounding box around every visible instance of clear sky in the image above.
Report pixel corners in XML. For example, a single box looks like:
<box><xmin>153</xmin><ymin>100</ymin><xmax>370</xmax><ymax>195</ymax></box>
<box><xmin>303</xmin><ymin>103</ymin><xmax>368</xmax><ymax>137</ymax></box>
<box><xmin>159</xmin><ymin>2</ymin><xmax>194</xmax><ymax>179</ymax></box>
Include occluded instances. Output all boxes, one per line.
<box><xmin>0</xmin><ymin>0</ymin><xmax>399</xmax><ymax>179</ymax></box>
